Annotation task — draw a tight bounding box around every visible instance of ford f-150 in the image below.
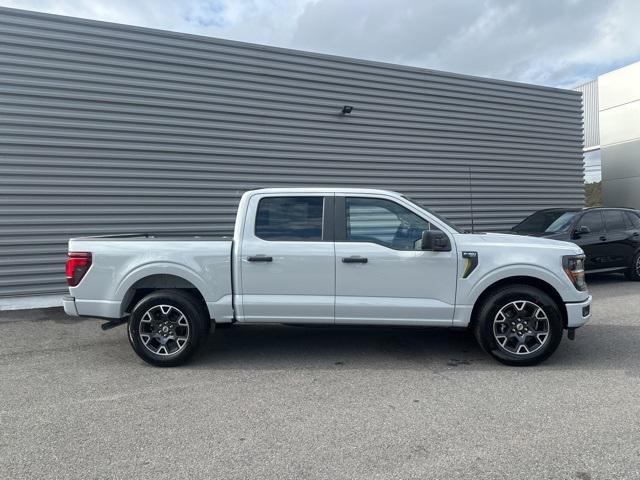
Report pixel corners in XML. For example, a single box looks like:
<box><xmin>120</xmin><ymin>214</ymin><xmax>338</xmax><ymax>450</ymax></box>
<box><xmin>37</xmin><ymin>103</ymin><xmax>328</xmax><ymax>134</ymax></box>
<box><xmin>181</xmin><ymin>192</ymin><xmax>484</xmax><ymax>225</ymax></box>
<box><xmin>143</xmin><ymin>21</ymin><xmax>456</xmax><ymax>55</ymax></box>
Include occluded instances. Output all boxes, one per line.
<box><xmin>64</xmin><ymin>188</ymin><xmax>592</xmax><ymax>366</ymax></box>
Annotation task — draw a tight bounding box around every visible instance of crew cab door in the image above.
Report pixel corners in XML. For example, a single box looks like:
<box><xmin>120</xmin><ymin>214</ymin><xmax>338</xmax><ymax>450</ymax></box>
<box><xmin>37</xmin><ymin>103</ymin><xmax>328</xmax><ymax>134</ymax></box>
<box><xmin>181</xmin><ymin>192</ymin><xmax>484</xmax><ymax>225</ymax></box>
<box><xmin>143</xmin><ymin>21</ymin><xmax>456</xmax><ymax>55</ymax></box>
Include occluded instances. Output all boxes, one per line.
<box><xmin>602</xmin><ymin>209</ymin><xmax>635</xmax><ymax>268</ymax></box>
<box><xmin>238</xmin><ymin>194</ymin><xmax>335</xmax><ymax>323</ymax></box>
<box><xmin>334</xmin><ymin>195</ymin><xmax>457</xmax><ymax>326</ymax></box>
<box><xmin>573</xmin><ymin>210</ymin><xmax>609</xmax><ymax>271</ymax></box>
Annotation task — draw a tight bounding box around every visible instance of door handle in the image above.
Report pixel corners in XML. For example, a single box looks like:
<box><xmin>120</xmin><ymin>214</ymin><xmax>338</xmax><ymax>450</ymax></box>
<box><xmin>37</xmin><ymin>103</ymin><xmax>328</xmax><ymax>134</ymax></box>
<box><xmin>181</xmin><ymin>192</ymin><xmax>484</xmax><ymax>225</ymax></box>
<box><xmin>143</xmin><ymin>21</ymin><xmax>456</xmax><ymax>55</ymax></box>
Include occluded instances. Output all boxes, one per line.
<box><xmin>599</xmin><ymin>236</ymin><xmax>607</xmax><ymax>241</ymax></box>
<box><xmin>342</xmin><ymin>256</ymin><xmax>368</xmax><ymax>264</ymax></box>
<box><xmin>247</xmin><ymin>255</ymin><xmax>273</xmax><ymax>262</ymax></box>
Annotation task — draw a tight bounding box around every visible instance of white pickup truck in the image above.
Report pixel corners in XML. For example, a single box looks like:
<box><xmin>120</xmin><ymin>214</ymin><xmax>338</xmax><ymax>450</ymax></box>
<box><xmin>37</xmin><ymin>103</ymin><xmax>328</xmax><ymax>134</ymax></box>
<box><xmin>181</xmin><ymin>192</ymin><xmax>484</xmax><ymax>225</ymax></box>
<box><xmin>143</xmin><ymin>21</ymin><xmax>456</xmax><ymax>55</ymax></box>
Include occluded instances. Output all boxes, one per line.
<box><xmin>64</xmin><ymin>188</ymin><xmax>592</xmax><ymax>367</ymax></box>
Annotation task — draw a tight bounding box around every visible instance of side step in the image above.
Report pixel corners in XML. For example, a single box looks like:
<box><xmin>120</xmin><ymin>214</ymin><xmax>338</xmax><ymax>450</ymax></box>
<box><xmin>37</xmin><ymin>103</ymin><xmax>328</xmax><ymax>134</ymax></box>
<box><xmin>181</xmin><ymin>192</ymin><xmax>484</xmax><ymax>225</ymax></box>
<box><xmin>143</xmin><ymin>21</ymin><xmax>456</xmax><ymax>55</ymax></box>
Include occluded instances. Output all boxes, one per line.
<box><xmin>101</xmin><ymin>318</ymin><xmax>128</xmax><ymax>331</ymax></box>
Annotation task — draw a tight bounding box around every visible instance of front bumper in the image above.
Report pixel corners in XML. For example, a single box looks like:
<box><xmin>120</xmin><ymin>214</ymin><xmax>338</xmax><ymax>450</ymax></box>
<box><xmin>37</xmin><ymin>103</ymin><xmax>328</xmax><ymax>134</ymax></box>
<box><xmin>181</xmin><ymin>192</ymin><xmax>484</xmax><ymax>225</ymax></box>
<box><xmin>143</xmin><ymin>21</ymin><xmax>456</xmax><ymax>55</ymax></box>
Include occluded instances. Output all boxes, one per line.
<box><xmin>63</xmin><ymin>295</ymin><xmax>79</xmax><ymax>316</ymax></box>
<box><xmin>565</xmin><ymin>294</ymin><xmax>592</xmax><ymax>328</ymax></box>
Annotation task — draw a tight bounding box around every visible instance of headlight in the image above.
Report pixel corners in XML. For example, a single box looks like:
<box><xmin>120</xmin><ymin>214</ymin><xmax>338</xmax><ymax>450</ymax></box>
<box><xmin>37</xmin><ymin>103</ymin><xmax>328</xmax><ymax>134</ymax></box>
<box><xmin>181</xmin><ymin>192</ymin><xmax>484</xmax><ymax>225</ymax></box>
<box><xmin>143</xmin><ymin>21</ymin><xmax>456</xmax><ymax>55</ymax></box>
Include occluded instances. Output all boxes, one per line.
<box><xmin>563</xmin><ymin>254</ymin><xmax>587</xmax><ymax>291</ymax></box>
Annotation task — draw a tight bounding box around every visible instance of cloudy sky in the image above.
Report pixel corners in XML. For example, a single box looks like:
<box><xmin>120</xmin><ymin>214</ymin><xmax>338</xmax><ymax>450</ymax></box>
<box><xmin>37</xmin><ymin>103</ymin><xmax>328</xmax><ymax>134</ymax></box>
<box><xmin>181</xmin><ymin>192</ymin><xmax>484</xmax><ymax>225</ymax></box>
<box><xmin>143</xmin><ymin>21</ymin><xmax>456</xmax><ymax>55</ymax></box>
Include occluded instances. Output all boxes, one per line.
<box><xmin>2</xmin><ymin>0</ymin><xmax>639</xmax><ymax>88</ymax></box>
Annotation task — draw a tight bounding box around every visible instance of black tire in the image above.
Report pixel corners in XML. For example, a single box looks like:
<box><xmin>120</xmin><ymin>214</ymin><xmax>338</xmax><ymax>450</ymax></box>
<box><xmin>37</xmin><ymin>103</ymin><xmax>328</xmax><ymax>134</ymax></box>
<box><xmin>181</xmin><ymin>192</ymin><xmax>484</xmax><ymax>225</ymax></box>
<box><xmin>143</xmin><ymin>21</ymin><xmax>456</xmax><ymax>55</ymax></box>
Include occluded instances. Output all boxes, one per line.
<box><xmin>473</xmin><ymin>285</ymin><xmax>563</xmax><ymax>366</ymax></box>
<box><xmin>624</xmin><ymin>250</ymin><xmax>640</xmax><ymax>281</ymax></box>
<box><xmin>128</xmin><ymin>290</ymin><xmax>209</xmax><ymax>367</ymax></box>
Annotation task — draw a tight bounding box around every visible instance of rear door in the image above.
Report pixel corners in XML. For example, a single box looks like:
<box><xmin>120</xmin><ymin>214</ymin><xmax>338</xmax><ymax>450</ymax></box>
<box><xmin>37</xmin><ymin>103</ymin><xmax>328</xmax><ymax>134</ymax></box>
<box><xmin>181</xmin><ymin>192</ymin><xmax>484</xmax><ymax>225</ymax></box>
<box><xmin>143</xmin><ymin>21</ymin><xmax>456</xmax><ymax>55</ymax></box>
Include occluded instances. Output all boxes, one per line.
<box><xmin>239</xmin><ymin>194</ymin><xmax>335</xmax><ymax>323</ymax></box>
<box><xmin>334</xmin><ymin>195</ymin><xmax>457</xmax><ymax>326</ymax></box>
<box><xmin>602</xmin><ymin>209</ymin><xmax>634</xmax><ymax>269</ymax></box>
<box><xmin>624</xmin><ymin>211</ymin><xmax>640</xmax><ymax>244</ymax></box>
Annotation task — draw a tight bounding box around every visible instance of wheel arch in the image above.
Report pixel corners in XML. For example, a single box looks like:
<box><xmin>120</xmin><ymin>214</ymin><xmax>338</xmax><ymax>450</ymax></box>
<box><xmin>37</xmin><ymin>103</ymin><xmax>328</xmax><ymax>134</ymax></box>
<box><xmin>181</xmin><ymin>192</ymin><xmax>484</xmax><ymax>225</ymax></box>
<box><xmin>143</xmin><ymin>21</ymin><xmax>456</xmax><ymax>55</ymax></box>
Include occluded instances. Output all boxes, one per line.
<box><xmin>469</xmin><ymin>276</ymin><xmax>568</xmax><ymax>329</ymax></box>
<box><xmin>121</xmin><ymin>274</ymin><xmax>209</xmax><ymax>321</ymax></box>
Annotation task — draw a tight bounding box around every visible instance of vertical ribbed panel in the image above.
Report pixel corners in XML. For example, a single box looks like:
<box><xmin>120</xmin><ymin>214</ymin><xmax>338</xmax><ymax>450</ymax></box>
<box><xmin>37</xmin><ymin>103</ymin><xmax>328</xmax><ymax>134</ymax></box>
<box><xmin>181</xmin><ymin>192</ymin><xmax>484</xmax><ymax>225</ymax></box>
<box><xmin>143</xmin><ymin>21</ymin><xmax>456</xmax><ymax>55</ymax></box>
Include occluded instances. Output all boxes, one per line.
<box><xmin>0</xmin><ymin>7</ymin><xmax>585</xmax><ymax>296</ymax></box>
<box><xmin>575</xmin><ymin>79</ymin><xmax>599</xmax><ymax>148</ymax></box>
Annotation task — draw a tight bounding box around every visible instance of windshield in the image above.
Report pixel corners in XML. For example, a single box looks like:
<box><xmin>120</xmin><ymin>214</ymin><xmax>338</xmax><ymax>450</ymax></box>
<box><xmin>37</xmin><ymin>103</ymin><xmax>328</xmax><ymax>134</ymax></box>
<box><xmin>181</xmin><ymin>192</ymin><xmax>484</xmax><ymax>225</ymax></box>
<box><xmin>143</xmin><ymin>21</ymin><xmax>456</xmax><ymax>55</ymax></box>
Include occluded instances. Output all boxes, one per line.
<box><xmin>514</xmin><ymin>210</ymin><xmax>578</xmax><ymax>233</ymax></box>
<box><xmin>402</xmin><ymin>196</ymin><xmax>464</xmax><ymax>233</ymax></box>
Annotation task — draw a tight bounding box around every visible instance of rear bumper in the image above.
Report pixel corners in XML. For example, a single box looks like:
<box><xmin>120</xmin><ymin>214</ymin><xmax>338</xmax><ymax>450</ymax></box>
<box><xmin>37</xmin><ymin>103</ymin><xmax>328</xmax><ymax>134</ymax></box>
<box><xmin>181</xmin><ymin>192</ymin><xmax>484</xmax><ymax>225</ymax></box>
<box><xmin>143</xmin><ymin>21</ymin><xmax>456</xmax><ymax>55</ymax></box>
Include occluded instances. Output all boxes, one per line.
<box><xmin>63</xmin><ymin>295</ymin><xmax>79</xmax><ymax>316</ymax></box>
<box><xmin>565</xmin><ymin>295</ymin><xmax>592</xmax><ymax>328</ymax></box>
<box><xmin>63</xmin><ymin>295</ymin><xmax>122</xmax><ymax>318</ymax></box>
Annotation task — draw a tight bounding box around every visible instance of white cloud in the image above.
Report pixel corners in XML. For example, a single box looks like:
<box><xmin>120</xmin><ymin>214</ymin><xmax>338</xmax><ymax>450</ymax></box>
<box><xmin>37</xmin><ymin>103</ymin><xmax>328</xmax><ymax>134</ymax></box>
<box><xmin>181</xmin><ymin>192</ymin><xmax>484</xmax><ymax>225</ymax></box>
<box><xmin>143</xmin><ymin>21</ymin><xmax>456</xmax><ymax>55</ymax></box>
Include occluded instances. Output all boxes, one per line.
<box><xmin>2</xmin><ymin>0</ymin><xmax>639</xmax><ymax>87</ymax></box>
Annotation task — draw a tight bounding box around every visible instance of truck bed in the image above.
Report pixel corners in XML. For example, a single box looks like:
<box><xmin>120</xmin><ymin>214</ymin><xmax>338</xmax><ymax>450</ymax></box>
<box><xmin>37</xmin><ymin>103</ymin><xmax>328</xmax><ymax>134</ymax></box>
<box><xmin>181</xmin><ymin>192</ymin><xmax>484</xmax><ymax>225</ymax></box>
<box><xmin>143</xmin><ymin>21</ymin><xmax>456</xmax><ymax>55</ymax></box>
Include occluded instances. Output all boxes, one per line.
<box><xmin>67</xmin><ymin>236</ymin><xmax>234</xmax><ymax>321</ymax></box>
<box><xmin>72</xmin><ymin>233</ymin><xmax>232</xmax><ymax>241</ymax></box>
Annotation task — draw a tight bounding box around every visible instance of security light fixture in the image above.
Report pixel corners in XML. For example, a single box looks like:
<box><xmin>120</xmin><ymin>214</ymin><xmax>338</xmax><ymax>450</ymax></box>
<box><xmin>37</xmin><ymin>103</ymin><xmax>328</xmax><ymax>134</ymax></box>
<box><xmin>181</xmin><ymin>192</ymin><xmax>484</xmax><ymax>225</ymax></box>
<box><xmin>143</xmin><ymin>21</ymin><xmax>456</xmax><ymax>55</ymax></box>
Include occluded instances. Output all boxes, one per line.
<box><xmin>341</xmin><ymin>105</ymin><xmax>354</xmax><ymax>114</ymax></box>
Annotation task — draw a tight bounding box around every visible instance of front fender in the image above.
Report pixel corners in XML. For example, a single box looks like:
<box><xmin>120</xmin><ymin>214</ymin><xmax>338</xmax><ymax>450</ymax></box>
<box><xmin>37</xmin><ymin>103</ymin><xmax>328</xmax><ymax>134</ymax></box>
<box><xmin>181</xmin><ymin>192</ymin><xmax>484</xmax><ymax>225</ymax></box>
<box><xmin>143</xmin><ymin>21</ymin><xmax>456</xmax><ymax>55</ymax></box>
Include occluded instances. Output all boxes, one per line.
<box><xmin>452</xmin><ymin>263</ymin><xmax>581</xmax><ymax>328</ymax></box>
<box><xmin>466</xmin><ymin>263</ymin><xmax>574</xmax><ymax>306</ymax></box>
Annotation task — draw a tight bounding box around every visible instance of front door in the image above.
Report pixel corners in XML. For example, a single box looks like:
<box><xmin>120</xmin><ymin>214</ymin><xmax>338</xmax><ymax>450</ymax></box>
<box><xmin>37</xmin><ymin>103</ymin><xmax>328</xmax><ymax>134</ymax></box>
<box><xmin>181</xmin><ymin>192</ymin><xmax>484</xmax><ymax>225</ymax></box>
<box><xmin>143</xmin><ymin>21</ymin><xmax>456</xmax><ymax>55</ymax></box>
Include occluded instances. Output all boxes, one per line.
<box><xmin>239</xmin><ymin>194</ymin><xmax>335</xmax><ymax>323</ymax></box>
<box><xmin>573</xmin><ymin>210</ymin><xmax>607</xmax><ymax>271</ymax></box>
<box><xmin>334</xmin><ymin>195</ymin><xmax>457</xmax><ymax>326</ymax></box>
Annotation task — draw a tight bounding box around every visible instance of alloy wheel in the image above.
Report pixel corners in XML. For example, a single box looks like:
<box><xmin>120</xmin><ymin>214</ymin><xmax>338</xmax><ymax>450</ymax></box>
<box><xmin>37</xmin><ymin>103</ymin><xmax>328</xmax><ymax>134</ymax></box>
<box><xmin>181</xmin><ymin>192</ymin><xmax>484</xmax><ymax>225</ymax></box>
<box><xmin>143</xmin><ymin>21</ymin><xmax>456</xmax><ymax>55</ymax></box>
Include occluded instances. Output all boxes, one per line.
<box><xmin>139</xmin><ymin>305</ymin><xmax>190</xmax><ymax>356</ymax></box>
<box><xmin>493</xmin><ymin>300</ymin><xmax>550</xmax><ymax>355</ymax></box>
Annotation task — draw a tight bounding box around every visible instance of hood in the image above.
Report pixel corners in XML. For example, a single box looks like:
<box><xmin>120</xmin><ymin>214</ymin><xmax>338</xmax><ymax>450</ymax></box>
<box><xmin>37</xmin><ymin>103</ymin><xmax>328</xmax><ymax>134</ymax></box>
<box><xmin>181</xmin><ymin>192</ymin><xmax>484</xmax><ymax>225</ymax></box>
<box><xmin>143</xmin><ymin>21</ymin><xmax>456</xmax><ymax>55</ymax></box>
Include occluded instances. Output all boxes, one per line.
<box><xmin>512</xmin><ymin>230</ymin><xmax>568</xmax><ymax>240</ymax></box>
<box><xmin>456</xmin><ymin>232</ymin><xmax>583</xmax><ymax>254</ymax></box>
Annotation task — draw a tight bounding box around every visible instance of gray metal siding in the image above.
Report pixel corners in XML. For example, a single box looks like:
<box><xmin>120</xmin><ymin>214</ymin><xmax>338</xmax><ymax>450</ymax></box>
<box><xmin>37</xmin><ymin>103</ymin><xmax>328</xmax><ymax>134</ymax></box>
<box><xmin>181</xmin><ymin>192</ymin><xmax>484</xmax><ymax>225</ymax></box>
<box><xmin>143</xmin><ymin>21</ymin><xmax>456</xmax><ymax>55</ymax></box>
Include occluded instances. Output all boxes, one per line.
<box><xmin>575</xmin><ymin>79</ymin><xmax>599</xmax><ymax>148</ymax></box>
<box><xmin>0</xmin><ymin>7</ymin><xmax>585</xmax><ymax>297</ymax></box>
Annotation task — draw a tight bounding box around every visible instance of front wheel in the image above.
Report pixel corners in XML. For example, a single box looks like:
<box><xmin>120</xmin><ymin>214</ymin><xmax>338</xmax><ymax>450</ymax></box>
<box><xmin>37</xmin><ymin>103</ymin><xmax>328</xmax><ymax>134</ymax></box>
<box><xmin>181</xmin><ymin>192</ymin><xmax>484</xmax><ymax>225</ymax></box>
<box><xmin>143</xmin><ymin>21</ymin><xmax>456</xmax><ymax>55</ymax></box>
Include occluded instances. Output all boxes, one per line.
<box><xmin>624</xmin><ymin>250</ymin><xmax>640</xmax><ymax>281</ymax></box>
<box><xmin>128</xmin><ymin>290</ymin><xmax>209</xmax><ymax>367</ymax></box>
<box><xmin>474</xmin><ymin>285</ymin><xmax>563</xmax><ymax>366</ymax></box>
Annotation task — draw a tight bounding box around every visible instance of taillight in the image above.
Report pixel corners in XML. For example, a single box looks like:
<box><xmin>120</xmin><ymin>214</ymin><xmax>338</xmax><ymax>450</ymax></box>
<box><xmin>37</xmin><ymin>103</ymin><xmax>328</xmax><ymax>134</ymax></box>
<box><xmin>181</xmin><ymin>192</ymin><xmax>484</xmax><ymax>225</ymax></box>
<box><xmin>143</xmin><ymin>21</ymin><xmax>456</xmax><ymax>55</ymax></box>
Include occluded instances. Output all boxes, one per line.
<box><xmin>66</xmin><ymin>252</ymin><xmax>92</xmax><ymax>287</ymax></box>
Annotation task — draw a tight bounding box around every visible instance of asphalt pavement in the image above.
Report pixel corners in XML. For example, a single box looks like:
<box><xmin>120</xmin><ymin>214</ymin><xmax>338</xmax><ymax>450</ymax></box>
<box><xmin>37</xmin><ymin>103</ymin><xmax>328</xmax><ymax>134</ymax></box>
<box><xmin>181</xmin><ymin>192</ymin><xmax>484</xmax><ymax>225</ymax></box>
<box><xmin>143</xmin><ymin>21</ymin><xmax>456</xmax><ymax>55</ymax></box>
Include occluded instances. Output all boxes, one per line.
<box><xmin>1</xmin><ymin>275</ymin><xmax>639</xmax><ymax>479</ymax></box>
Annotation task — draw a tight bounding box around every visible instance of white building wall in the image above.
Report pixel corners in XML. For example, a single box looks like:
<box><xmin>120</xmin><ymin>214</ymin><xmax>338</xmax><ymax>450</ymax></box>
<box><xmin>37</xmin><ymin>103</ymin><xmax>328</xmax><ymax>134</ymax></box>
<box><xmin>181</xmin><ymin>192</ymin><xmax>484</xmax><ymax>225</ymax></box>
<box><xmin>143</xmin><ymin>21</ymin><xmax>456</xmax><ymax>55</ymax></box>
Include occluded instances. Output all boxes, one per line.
<box><xmin>599</xmin><ymin>61</ymin><xmax>640</xmax><ymax>208</ymax></box>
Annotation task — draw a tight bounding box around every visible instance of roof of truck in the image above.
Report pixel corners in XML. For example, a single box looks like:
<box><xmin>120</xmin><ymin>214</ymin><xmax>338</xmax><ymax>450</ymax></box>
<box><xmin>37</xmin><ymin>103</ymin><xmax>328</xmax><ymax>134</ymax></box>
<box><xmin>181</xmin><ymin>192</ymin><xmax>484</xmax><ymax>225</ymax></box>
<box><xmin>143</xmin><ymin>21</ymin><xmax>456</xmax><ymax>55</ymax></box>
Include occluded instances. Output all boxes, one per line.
<box><xmin>247</xmin><ymin>187</ymin><xmax>403</xmax><ymax>197</ymax></box>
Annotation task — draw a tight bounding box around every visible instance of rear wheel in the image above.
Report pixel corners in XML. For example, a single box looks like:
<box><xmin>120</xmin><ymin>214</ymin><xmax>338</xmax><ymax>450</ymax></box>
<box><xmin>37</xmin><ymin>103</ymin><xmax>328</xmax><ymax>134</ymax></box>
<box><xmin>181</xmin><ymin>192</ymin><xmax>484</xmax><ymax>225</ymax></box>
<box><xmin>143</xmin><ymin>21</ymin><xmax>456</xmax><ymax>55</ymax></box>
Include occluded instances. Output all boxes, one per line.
<box><xmin>624</xmin><ymin>250</ymin><xmax>640</xmax><ymax>281</ymax></box>
<box><xmin>128</xmin><ymin>290</ymin><xmax>209</xmax><ymax>367</ymax></box>
<box><xmin>474</xmin><ymin>285</ymin><xmax>563</xmax><ymax>366</ymax></box>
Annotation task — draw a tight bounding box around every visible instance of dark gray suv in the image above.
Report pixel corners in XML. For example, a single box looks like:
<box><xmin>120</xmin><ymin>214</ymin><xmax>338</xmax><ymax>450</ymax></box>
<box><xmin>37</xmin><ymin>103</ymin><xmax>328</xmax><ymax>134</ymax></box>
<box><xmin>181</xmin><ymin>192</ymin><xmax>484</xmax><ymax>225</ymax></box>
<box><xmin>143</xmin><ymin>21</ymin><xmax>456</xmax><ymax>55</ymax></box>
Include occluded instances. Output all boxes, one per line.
<box><xmin>512</xmin><ymin>207</ymin><xmax>640</xmax><ymax>280</ymax></box>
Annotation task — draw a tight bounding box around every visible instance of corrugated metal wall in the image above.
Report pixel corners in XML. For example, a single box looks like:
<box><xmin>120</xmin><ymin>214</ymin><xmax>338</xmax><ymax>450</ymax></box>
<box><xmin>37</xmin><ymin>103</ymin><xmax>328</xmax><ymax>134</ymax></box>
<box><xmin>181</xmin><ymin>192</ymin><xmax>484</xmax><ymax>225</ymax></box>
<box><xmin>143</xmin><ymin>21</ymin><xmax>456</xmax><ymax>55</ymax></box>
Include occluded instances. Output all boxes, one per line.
<box><xmin>0</xmin><ymin>7</ymin><xmax>585</xmax><ymax>297</ymax></box>
<box><xmin>574</xmin><ymin>79</ymin><xmax>599</xmax><ymax>149</ymax></box>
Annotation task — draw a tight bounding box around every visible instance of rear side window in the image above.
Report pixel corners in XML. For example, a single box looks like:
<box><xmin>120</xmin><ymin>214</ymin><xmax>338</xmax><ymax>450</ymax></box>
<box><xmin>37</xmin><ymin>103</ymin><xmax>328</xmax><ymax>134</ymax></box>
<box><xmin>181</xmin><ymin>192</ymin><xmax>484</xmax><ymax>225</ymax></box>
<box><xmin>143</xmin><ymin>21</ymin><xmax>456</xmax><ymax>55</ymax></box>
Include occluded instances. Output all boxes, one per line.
<box><xmin>255</xmin><ymin>196</ymin><xmax>323</xmax><ymax>241</ymax></box>
<box><xmin>625</xmin><ymin>211</ymin><xmax>640</xmax><ymax>229</ymax></box>
<box><xmin>603</xmin><ymin>210</ymin><xmax>627</xmax><ymax>231</ymax></box>
<box><xmin>578</xmin><ymin>211</ymin><xmax>604</xmax><ymax>233</ymax></box>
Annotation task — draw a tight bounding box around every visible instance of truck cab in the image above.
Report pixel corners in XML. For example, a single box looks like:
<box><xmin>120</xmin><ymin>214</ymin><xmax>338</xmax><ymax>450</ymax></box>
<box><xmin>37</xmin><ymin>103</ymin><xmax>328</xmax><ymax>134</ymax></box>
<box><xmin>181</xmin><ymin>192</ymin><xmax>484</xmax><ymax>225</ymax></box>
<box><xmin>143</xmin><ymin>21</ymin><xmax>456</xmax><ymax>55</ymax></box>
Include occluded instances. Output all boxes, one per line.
<box><xmin>236</xmin><ymin>188</ymin><xmax>458</xmax><ymax>326</ymax></box>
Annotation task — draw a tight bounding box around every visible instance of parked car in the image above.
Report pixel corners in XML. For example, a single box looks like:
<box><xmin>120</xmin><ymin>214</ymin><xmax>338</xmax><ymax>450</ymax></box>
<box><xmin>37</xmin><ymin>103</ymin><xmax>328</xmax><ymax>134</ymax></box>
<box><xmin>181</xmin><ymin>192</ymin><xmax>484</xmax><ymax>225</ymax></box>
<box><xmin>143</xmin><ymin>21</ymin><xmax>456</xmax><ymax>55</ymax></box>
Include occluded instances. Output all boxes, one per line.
<box><xmin>511</xmin><ymin>207</ymin><xmax>640</xmax><ymax>280</ymax></box>
<box><xmin>64</xmin><ymin>188</ymin><xmax>591</xmax><ymax>367</ymax></box>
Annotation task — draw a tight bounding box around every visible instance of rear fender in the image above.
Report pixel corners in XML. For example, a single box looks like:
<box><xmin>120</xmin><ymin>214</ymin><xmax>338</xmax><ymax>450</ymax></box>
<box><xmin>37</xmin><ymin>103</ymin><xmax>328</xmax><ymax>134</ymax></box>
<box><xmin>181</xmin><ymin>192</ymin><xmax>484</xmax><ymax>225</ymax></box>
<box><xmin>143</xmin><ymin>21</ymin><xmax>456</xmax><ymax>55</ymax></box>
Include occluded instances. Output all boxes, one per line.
<box><xmin>114</xmin><ymin>262</ymin><xmax>215</xmax><ymax>317</ymax></box>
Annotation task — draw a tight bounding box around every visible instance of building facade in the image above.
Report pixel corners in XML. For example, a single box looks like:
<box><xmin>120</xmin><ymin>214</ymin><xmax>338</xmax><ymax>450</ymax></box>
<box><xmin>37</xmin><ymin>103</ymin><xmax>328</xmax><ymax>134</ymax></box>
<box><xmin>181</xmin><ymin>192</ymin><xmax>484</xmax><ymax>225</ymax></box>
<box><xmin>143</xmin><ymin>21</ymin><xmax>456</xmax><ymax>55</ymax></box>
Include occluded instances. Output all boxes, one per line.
<box><xmin>599</xmin><ymin>62</ymin><xmax>640</xmax><ymax>208</ymax></box>
<box><xmin>0</xmin><ymin>7</ymin><xmax>584</xmax><ymax>299</ymax></box>
<box><xmin>574</xmin><ymin>79</ymin><xmax>601</xmax><ymax>183</ymax></box>
<box><xmin>576</xmin><ymin>61</ymin><xmax>640</xmax><ymax>203</ymax></box>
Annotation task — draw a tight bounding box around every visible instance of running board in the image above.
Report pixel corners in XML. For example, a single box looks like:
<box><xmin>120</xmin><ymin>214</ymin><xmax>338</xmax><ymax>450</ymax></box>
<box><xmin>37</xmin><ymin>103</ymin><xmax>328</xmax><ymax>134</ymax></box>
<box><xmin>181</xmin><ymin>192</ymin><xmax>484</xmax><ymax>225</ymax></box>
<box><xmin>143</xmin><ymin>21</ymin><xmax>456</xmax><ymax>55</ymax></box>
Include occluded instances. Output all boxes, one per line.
<box><xmin>101</xmin><ymin>318</ymin><xmax>127</xmax><ymax>331</ymax></box>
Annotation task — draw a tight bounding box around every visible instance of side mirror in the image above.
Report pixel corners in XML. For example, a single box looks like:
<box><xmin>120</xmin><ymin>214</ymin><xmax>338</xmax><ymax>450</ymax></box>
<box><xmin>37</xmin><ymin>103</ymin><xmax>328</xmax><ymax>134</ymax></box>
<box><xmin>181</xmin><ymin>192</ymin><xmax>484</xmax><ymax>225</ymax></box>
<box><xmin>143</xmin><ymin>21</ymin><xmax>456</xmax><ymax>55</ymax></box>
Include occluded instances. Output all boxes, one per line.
<box><xmin>421</xmin><ymin>230</ymin><xmax>452</xmax><ymax>251</ymax></box>
<box><xmin>575</xmin><ymin>225</ymin><xmax>591</xmax><ymax>236</ymax></box>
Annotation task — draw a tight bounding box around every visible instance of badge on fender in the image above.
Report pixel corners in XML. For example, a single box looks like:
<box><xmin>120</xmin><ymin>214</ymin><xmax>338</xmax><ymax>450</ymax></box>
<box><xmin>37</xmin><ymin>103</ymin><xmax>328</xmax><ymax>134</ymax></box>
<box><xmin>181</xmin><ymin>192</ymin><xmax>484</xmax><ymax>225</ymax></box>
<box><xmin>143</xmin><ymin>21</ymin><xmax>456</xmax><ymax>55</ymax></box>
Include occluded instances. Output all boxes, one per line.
<box><xmin>461</xmin><ymin>251</ymin><xmax>478</xmax><ymax>278</ymax></box>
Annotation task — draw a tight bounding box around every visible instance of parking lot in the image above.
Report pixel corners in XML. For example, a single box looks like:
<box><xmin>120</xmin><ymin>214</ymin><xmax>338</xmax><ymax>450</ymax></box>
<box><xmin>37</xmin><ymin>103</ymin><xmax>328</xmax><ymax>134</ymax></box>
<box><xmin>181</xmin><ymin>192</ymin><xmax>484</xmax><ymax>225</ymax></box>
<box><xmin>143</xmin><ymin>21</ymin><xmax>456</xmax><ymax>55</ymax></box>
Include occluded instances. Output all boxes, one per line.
<box><xmin>1</xmin><ymin>275</ymin><xmax>638</xmax><ymax>480</ymax></box>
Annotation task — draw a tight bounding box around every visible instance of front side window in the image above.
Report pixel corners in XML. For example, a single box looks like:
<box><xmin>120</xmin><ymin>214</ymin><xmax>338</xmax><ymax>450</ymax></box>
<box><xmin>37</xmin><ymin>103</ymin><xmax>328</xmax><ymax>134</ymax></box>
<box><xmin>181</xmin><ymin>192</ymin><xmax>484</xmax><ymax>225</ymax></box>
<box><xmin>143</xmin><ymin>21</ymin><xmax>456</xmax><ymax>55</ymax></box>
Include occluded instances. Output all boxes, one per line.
<box><xmin>603</xmin><ymin>210</ymin><xmax>626</xmax><ymax>231</ymax></box>
<box><xmin>255</xmin><ymin>196</ymin><xmax>323</xmax><ymax>241</ymax></box>
<box><xmin>578</xmin><ymin>211</ymin><xmax>604</xmax><ymax>233</ymax></box>
<box><xmin>346</xmin><ymin>197</ymin><xmax>431</xmax><ymax>250</ymax></box>
<box><xmin>544</xmin><ymin>212</ymin><xmax>578</xmax><ymax>233</ymax></box>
